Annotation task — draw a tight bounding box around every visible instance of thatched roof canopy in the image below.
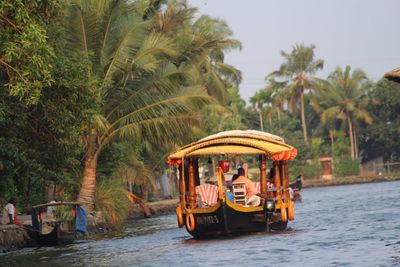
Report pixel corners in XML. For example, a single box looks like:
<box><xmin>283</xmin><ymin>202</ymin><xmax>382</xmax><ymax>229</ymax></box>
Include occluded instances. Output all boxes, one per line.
<box><xmin>168</xmin><ymin>130</ymin><xmax>298</xmax><ymax>164</ymax></box>
<box><xmin>384</xmin><ymin>67</ymin><xmax>400</xmax><ymax>83</ymax></box>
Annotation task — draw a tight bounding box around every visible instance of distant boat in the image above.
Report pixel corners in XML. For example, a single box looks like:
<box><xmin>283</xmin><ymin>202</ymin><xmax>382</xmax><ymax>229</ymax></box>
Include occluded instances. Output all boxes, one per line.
<box><xmin>167</xmin><ymin>130</ymin><xmax>298</xmax><ymax>238</ymax></box>
<box><xmin>26</xmin><ymin>202</ymin><xmax>86</xmax><ymax>246</ymax></box>
<box><xmin>289</xmin><ymin>175</ymin><xmax>303</xmax><ymax>201</ymax></box>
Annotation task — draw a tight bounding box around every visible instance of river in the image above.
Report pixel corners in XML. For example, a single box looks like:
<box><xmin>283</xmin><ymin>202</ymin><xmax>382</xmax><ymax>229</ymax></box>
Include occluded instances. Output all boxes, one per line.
<box><xmin>1</xmin><ymin>180</ymin><xmax>400</xmax><ymax>267</ymax></box>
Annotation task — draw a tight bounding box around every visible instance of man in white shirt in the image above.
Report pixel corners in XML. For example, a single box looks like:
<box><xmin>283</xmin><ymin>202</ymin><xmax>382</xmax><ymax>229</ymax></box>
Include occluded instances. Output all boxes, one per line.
<box><xmin>1</xmin><ymin>198</ymin><xmax>16</xmax><ymax>224</ymax></box>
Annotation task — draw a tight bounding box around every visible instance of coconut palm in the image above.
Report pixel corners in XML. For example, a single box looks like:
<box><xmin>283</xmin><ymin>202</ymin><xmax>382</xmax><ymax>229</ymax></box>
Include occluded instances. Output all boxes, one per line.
<box><xmin>267</xmin><ymin>44</ymin><xmax>324</xmax><ymax>143</ymax></box>
<box><xmin>312</xmin><ymin>66</ymin><xmax>372</xmax><ymax>159</ymax></box>
<box><xmin>250</xmin><ymin>78</ymin><xmax>287</xmax><ymax>131</ymax></box>
<box><xmin>149</xmin><ymin>3</ymin><xmax>242</xmax><ymax>104</ymax></box>
<box><xmin>65</xmin><ymin>0</ymin><xmax>217</xmax><ymax>212</ymax></box>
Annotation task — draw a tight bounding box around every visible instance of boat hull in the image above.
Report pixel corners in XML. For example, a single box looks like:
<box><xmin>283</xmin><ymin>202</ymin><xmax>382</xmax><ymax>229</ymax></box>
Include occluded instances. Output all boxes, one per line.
<box><xmin>184</xmin><ymin>202</ymin><xmax>286</xmax><ymax>238</ymax></box>
<box><xmin>27</xmin><ymin>223</ymin><xmax>76</xmax><ymax>246</ymax></box>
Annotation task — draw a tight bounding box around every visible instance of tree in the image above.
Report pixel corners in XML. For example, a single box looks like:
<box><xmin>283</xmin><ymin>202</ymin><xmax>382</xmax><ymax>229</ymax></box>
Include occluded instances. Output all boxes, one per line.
<box><xmin>267</xmin><ymin>44</ymin><xmax>324</xmax><ymax>144</ymax></box>
<box><xmin>174</xmin><ymin>13</ymin><xmax>242</xmax><ymax>104</ymax></box>
<box><xmin>250</xmin><ymin>78</ymin><xmax>287</xmax><ymax>132</ymax></box>
<box><xmin>66</xmin><ymin>0</ymin><xmax>239</xmax><ymax>212</ymax></box>
<box><xmin>0</xmin><ymin>1</ymin><xmax>96</xmax><ymax>208</ymax></box>
<box><xmin>313</xmin><ymin>66</ymin><xmax>372</xmax><ymax>160</ymax></box>
<box><xmin>0</xmin><ymin>0</ymin><xmax>61</xmax><ymax>105</ymax></box>
<box><xmin>201</xmin><ymin>87</ymin><xmax>247</xmax><ymax>136</ymax></box>
<box><xmin>359</xmin><ymin>79</ymin><xmax>400</xmax><ymax>162</ymax></box>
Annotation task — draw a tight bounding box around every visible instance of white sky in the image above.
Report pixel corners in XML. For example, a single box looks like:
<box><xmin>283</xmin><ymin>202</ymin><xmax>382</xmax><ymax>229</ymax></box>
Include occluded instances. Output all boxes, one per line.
<box><xmin>189</xmin><ymin>0</ymin><xmax>400</xmax><ymax>103</ymax></box>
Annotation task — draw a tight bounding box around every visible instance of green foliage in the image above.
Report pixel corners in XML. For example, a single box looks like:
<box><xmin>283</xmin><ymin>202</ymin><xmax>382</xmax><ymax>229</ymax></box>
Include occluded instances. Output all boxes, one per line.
<box><xmin>0</xmin><ymin>2</ymin><xmax>97</xmax><ymax>207</ymax></box>
<box><xmin>333</xmin><ymin>158</ymin><xmax>360</xmax><ymax>177</ymax></box>
<box><xmin>303</xmin><ymin>161</ymin><xmax>323</xmax><ymax>179</ymax></box>
<box><xmin>95</xmin><ymin>179</ymin><xmax>130</xmax><ymax>228</ymax></box>
<box><xmin>360</xmin><ymin>79</ymin><xmax>400</xmax><ymax>162</ymax></box>
<box><xmin>311</xmin><ymin>137</ymin><xmax>330</xmax><ymax>159</ymax></box>
<box><xmin>332</xmin><ymin>132</ymin><xmax>350</xmax><ymax>158</ymax></box>
<box><xmin>0</xmin><ymin>0</ymin><xmax>62</xmax><ymax>105</ymax></box>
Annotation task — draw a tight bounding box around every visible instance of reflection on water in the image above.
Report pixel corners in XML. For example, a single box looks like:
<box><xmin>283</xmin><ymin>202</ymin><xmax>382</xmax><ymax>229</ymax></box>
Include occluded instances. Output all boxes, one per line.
<box><xmin>1</xmin><ymin>181</ymin><xmax>400</xmax><ymax>267</ymax></box>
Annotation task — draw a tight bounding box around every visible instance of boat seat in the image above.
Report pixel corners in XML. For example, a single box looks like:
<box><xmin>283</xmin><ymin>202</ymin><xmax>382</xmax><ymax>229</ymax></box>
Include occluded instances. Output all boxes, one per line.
<box><xmin>232</xmin><ymin>182</ymin><xmax>247</xmax><ymax>205</ymax></box>
<box><xmin>195</xmin><ymin>184</ymin><xmax>219</xmax><ymax>207</ymax></box>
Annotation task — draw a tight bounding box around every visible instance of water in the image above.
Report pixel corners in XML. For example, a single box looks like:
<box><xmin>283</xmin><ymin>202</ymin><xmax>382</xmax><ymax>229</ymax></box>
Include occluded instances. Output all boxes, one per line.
<box><xmin>1</xmin><ymin>181</ymin><xmax>400</xmax><ymax>267</ymax></box>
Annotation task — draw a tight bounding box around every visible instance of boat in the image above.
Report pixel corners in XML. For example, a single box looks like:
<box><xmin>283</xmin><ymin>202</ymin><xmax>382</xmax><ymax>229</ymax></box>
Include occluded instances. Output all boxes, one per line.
<box><xmin>167</xmin><ymin>130</ymin><xmax>298</xmax><ymax>238</ymax></box>
<box><xmin>289</xmin><ymin>175</ymin><xmax>303</xmax><ymax>201</ymax></box>
<box><xmin>26</xmin><ymin>202</ymin><xmax>86</xmax><ymax>246</ymax></box>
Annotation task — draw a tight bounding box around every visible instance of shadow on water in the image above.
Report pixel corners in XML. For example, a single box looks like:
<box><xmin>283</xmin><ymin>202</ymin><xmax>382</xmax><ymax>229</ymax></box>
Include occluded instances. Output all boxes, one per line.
<box><xmin>1</xmin><ymin>180</ymin><xmax>400</xmax><ymax>267</ymax></box>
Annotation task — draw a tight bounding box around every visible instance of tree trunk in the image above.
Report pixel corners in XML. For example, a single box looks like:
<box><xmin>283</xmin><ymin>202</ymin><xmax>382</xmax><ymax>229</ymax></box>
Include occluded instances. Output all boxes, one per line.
<box><xmin>258</xmin><ymin>102</ymin><xmax>264</xmax><ymax>131</ymax></box>
<box><xmin>141</xmin><ymin>185</ymin><xmax>148</xmax><ymax>203</ymax></box>
<box><xmin>78</xmin><ymin>152</ymin><xmax>98</xmax><ymax>212</ymax></box>
<box><xmin>346</xmin><ymin>113</ymin><xmax>355</xmax><ymax>160</ymax></box>
<box><xmin>128</xmin><ymin>193</ymin><xmax>152</xmax><ymax>218</ymax></box>
<box><xmin>268</xmin><ymin>113</ymin><xmax>272</xmax><ymax>127</ymax></box>
<box><xmin>353</xmin><ymin>127</ymin><xmax>358</xmax><ymax>159</ymax></box>
<box><xmin>329</xmin><ymin>129</ymin><xmax>334</xmax><ymax>156</ymax></box>
<box><xmin>300</xmin><ymin>89</ymin><xmax>308</xmax><ymax>144</ymax></box>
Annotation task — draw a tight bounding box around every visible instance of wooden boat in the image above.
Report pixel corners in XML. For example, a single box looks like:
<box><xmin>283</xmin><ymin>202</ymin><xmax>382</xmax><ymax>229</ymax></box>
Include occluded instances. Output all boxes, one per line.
<box><xmin>289</xmin><ymin>175</ymin><xmax>303</xmax><ymax>201</ymax></box>
<box><xmin>167</xmin><ymin>130</ymin><xmax>298</xmax><ymax>238</ymax></box>
<box><xmin>26</xmin><ymin>202</ymin><xmax>82</xmax><ymax>246</ymax></box>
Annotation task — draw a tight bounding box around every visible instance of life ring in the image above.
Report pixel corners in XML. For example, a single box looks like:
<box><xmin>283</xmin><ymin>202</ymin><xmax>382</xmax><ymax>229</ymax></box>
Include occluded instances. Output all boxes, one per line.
<box><xmin>280</xmin><ymin>208</ymin><xmax>287</xmax><ymax>222</ymax></box>
<box><xmin>288</xmin><ymin>201</ymin><xmax>295</xmax><ymax>221</ymax></box>
<box><xmin>176</xmin><ymin>206</ymin><xmax>184</xmax><ymax>228</ymax></box>
<box><xmin>186</xmin><ymin>213</ymin><xmax>196</xmax><ymax>232</ymax></box>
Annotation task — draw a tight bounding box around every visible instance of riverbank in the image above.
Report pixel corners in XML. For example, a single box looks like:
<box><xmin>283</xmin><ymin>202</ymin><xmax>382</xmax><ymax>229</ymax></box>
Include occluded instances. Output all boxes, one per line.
<box><xmin>129</xmin><ymin>199</ymin><xmax>178</xmax><ymax>219</ymax></box>
<box><xmin>0</xmin><ymin>225</ymin><xmax>32</xmax><ymax>253</ymax></box>
<box><xmin>303</xmin><ymin>173</ymin><xmax>400</xmax><ymax>188</ymax></box>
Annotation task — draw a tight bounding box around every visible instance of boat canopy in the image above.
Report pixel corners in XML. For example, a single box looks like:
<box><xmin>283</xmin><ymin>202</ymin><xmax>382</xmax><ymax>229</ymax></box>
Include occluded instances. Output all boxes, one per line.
<box><xmin>168</xmin><ymin>130</ymin><xmax>297</xmax><ymax>165</ymax></box>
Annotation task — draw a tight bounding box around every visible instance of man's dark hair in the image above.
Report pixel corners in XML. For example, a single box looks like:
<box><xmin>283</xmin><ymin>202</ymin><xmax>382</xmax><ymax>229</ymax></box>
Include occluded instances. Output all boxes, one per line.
<box><xmin>232</xmin><ymin>174</ymin><xmax>239</xmax><ymax>182</ymax></box>
<box><xmin>8</xmin><ymin>198</ymin><xmax>16</xmax><ymax>205</ymax></box>
<box><xmin>237</xmin><ymin>167</ymin><xmax>245</xmax><ymax>176</ymax></box>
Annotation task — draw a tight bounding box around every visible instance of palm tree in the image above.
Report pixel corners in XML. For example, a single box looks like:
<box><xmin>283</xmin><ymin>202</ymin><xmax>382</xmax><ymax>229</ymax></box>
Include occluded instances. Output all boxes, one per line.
<box><xmin>313</xmin><ymin>66</ymin><xmax>372</xmax><ymax>160</ymax></box>
<box><xmin>66</xmin><ymin>0</ymin><xmax>216</xmax><ymax>212</ymax></box>
<box><xmin>267</xmin><ymin>44</ymin><xmax>324</xmax><ymax>144</ymax></box>
<box><xmin>250</xmin><ymin>78</ymin><xmax>287</xmax><ymax>131</ymax></box>
<box><xmin>171</xmin><ymin>13</ymin><xmax>242</xmax><ymax>104</ymax></box>
<box><xmin>66</xmin><ymin>0</ymin><xmax>240</xmax><ymax>212</ymax></box>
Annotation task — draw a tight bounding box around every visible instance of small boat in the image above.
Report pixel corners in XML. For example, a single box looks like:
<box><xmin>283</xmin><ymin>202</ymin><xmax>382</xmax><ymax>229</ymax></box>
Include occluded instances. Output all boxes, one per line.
<box><xmin>167</xmin><ymin>130</ymin><xmax>298</xmax><ymax>238</ymax></box>
<box><xmin>289</xmin><ymin>175</ymin><xmax>303</xmax><ymax>201</ymax></box>
<box><xmin>26</xmin><ymin>202</ymin><xmax>86</xmax><ymax>246</ymax></box>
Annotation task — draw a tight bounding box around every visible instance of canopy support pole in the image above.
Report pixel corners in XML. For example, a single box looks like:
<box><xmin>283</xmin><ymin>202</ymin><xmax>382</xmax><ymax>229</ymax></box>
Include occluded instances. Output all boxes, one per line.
<box><xmin>282</xmin><ymin>161</ymin><xmax>289</xmax><ymax>199</ymax></box>
<box><xmin>188</xmin><ymin>158</ymin><xmax>196</xmax><ymax>209</ymax></box>
<box><xmin>273</xmin><ymin>161</ymin><xmax>281</xmax><ymax>199</ymax></box>
<box><xmin>259</xmin><ymin>154</ymin><xmax>267</xmax><ymax>203</ymax></box>
<box><xmin>279</xmin><ymin>161</ymin><xmax>289</xmax><ymax>200</ymax></box>
<box><xmin>178</xmin><ymin>163</ymin><xmax>185</xmax><ymax>209</ymax></box>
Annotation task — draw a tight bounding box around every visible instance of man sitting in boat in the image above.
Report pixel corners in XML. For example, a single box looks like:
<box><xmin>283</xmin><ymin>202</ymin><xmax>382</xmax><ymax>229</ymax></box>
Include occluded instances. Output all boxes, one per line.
<box><xmin>232</xmin><ymin>167</ymin><xmax>261</xmax><ymax>207</ymax></box>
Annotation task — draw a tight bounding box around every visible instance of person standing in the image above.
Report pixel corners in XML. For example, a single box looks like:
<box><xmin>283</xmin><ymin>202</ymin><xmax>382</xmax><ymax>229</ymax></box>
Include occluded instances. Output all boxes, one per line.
<box><xmin>2</xmin><ymin>198</ymin><xmax>16</xmax><ymax>224</ymax></box>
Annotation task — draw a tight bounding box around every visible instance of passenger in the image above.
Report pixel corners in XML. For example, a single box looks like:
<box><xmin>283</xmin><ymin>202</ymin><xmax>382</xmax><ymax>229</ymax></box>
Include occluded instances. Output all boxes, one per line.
<box><xmin>46</xmin><ymin>197</ymin><xmax>59</xmax><ymax>220</ymax></box>
<box><xmin>233</xmin><ymin>168</ymin><xmax>260</xmax><ymax>207</ymax></box>
<box><xmin>231</xmin><ymin>174</ymin><xmax>239</xmax><ymax>183</ymax></box>
<box><xmin>289</xmin><ymin>187</ymin><xmax>294</xmax><ymax>200</ymax></box>
<box><xmin>1</xmin><ymin>198</ymin><xmax>23</xmax><ymax>225</ymax></box>
<box><xmin>226</xmin><ymin>174</ymin><xmax>238</xmax><ymax>202</ymax></box>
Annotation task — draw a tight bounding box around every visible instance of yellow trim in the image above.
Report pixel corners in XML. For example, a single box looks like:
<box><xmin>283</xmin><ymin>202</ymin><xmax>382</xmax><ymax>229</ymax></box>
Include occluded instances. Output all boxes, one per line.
<box><xmin>226</xmin><ymin>199</ymin><xmax>264</xmax><ymax>212</ymax></box>
<box><xmin>169</xmin><ymin>137</ymin><xmax>293</xmax><ymax>159</ymax></box>
<box><xmin>187</xmin><ymin>145</ymin><xmax>265</xmax><ymax>156</ymax></box>
<box><xmin>217</xmin><ymin>167</ymin><xmax>224</xmax><ymax>202</ymax></box>
<box><xmin>185</xmin><ymin>202</ymin><xmax>222</xmax><ymax>214</ymax></box>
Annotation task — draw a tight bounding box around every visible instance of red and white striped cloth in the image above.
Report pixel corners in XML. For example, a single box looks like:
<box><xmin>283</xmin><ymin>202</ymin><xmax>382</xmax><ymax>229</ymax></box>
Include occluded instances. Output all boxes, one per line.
<box><xmin>195</xmin><ymin>184</ymin><xmax>219</xmax><ymax>206</ymax></box>
<box><xmin>253</xmin><ymin>181</ymin><xmax>274</xmax><ymax>194</ymax></box>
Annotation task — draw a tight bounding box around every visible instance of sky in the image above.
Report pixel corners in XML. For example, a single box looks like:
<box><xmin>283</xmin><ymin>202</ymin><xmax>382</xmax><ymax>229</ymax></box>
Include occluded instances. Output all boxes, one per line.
<box><xmin>189</xmin><ymin>0</ymin><xmax>400</xmax><ymax>103</ymax></box>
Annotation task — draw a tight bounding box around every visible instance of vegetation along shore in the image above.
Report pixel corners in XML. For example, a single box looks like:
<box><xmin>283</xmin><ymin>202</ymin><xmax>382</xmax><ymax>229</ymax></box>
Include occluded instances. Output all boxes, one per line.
<box><xmin>0</xmin><ymin>0</ymin><xmax>399</xmax><ymax>245</ymax></box>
